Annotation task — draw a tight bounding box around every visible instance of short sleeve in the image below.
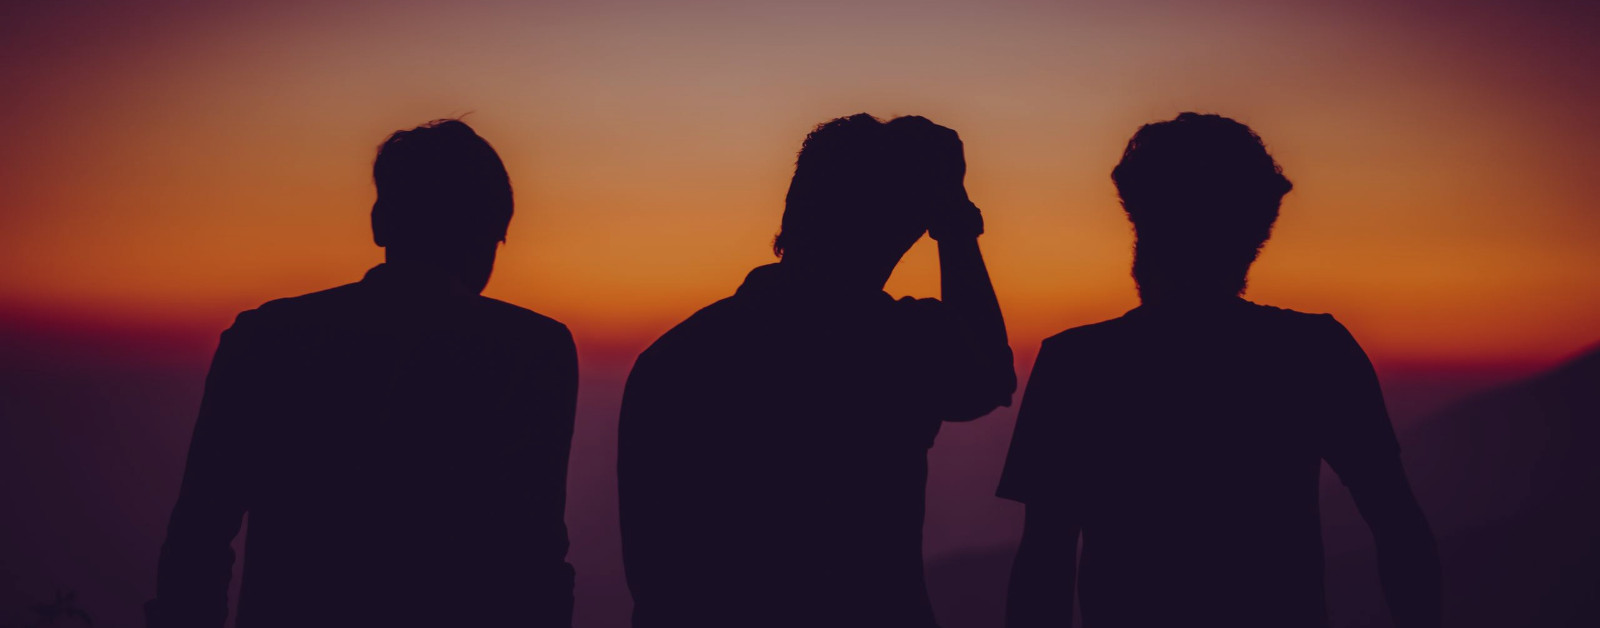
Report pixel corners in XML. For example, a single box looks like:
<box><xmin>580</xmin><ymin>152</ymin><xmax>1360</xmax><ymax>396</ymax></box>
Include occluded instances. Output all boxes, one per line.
<box><xmin>1316</xmin><ymin>315</ymin><xmax>1404</xmax><ymax>486</ymax></box>
<box><xmin>996</xmin><ymin>338</ymin><xmax>1072</xmax><ymax>504</ymax></box>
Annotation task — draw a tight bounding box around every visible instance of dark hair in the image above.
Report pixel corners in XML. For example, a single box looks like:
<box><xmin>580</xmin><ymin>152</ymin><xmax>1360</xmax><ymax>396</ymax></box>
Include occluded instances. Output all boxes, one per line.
<box><xmin>1111</xmin><ymin>112</ymin><xmax>1293</xmax><ymax>298</ymax></box>
<box><xmin>372</xmin><ymin>119</ymin><xmax>513</xmax><ymax>249</ymax></box>
<box><xmin>773</xmin><ymin>113</ymin><xmax>917</xmax><ymax>258</ymax></box>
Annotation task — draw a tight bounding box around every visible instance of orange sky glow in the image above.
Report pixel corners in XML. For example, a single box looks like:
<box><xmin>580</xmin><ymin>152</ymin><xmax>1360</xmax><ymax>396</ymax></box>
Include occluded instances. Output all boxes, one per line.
<box><xmin>3</xmin><ymin>0</ymin><xmax>1596</xmax><ymax>369</ymax></box>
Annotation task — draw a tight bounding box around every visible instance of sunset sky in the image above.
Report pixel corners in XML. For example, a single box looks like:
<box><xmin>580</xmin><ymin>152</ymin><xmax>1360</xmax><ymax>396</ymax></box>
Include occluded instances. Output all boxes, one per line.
<box><xmin>3</xmin><ymin>0</ymin><xmax>1597</xmax><ymax>368</ymax></box>
<box><xmin>4</xmin><ymin>3</ymin><xmax>1598</xmax><ymax>626</ymax></box>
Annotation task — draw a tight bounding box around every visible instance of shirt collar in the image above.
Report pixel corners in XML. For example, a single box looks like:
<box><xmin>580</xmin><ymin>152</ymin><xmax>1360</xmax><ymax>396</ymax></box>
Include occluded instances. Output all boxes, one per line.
<box><xmin>735</xmin><ymin>263</ymin><xmax>894</xmax><ymax>304</ymax></box>
<box><xmin>361</xmin><ymin>262</ymin><xmax>476</xmax><ymax>299</ymax></box>
<box><xmin>1127</xmin><ymin>295</ymin><xmax>1252</xmax><ymax>319</ymax></box>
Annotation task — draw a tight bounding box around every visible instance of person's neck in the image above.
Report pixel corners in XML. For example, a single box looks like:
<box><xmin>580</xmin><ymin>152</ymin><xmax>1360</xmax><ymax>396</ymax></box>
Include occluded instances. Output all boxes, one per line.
<box><xmin>1137</xmin><ymin>288</ymin><xmax>1244</xmax><ymax>308</ymax></box>
<box><xmin>380</xmin><ymin>254</ymin><xmax>480</xmax><ymax>295</ymax></box>
<box><xmin>776</xmin><ymin>255</ymin><xmax>894</xmax><ymax>294</ymax></box>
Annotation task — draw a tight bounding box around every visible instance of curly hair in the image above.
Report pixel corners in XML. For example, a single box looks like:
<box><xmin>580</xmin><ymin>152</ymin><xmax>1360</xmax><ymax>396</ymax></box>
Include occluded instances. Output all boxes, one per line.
<box><xmin>773</xmin><ymin>113</ymin><xmax>910</xmax><ymax>258</ymax></box>
<box><xmin>1111</xmin><ymin>113</ymin><xmax>1293</xmax><ymax>298</ymax></box>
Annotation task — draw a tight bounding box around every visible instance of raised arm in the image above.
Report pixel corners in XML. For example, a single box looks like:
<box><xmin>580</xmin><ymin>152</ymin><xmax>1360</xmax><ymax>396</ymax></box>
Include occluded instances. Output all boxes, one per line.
<box><xmin>891</xmin><ymin>116</ymin><xmax>1016</xmax><ymax>418</ymax></box>
<box><xmin>936</xmin><ymin>231</ymin><xmax>1014</xmax><ymax>404</ymax></box>
<box><xmin>1320</xmin><ymin>318</ymin><xmax>1441</xmax><ymax>628</ymax></box>
<box><xmin>147</xmin><ymin>316</ymin><xmax>260</xmax><ymax>628</ymax></box>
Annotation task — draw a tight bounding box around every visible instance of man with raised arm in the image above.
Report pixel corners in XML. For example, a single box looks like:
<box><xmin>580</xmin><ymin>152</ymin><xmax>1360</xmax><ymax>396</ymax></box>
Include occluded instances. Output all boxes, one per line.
<box><xmin>619</xmin><ymin>114</ymin><xmax>1015</xmax><ymax>628</ymax></box>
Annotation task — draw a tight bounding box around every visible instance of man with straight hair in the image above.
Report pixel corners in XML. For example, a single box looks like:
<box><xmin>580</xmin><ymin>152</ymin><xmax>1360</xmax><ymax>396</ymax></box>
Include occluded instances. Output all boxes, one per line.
<box><xmin>148</xmin><ymin>119</ymin><xmax>578</xmax><ymax>627</ymax></box>
<box><xmin>618</xmin><ymin>114</ymin><xmax>1016</xmax><ymax>627</ymax></box>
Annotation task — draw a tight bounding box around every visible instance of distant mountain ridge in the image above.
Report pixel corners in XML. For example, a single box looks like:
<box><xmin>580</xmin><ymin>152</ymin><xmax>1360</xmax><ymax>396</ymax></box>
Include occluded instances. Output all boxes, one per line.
<box><xmin>1400</xmin><ymin>344</ymin><xmax>1600</xmax><ymax>627</ymax></box>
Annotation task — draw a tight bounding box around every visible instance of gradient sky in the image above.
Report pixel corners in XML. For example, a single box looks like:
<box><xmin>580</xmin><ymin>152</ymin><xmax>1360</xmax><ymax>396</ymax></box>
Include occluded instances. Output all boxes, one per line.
<box><xmin>2</xmin><ymin>0</ymin><xmax>1597</xmax><ymax>367</ymax></box>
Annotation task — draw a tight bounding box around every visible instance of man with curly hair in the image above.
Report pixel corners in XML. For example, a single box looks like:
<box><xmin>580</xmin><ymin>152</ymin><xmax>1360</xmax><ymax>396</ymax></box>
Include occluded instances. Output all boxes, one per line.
<box><xmin>1000</xmin><ymin>113</ymin><xmax>1441</xmax><ymax>628</ymax></box>
<box><xmin>619</xmin><ymin>114</ymin><xmax>1016</xmax><ymax>627</ymax></box>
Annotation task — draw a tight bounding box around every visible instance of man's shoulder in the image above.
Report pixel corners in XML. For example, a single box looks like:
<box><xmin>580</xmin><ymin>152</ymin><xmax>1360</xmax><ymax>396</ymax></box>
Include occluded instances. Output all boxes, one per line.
<box><xmin>471</xmin><ymin>296</ymin><xmax>572</xmax><ymax>341</ymax></box>
<box><xmin>1238</xmin><ymin>302</ymin><xmax>1352</xmax><ymax>350</ymax></box>
<box><xmin>1037</xmin><ymin>304</ymin><xmax>1342</xmax><ymax>349</ymax></box>
<box><xmin>639</xmin><ymin>296</ymin><xmax>741</xmax><ymax>359</ymax></box>
<box><xmin>1040</xmin><ymin>315</ymin><xmax>1134</xmax><ymax>353</ymax></box>
<box><xmin>232</xmin><ymin>285</ymin><xmax>572</xmax><ymax>344</ymax></box>
<box><xmin>1243</xmin><ymin>301</ymin><xmax>1337</xmax><ymax>326</ymax></box>
<box><xmin>231</xmin><ymin>283</ymin><xmax>365</xmax><ymax>331</ymax></box>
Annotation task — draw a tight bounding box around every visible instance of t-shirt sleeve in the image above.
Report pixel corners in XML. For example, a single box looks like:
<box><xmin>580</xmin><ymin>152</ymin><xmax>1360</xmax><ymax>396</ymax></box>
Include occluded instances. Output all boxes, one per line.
<box><xmin>996</xmin><ymin>338</ymin><xmax>1073</xmax><ymax>504</ymax></box>
<box><xmin>1316</xmin><ymin>315</ymin><xmax>1404</xmax><ymax>489</ymax></box>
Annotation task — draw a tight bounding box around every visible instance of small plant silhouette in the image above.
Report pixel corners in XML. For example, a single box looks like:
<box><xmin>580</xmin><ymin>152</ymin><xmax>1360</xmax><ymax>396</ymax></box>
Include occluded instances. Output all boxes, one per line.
<box><xmin>24</xmin><ymin>590</ymin><xmax>92</xmax><ymax>627</ymax></box>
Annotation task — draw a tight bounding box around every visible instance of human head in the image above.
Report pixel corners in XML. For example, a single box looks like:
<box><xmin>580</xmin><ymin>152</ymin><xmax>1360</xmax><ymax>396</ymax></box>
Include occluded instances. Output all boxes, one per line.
<box><xmin>1111</xmin><ymin>112</ymin><xmax>1293</xmax><ymax>302</ymax></box>
<box><xmin>371</xmin><ymin>118</ymin><xmax>513</xmax><ymax>294</ymax></box>
<box><xmin>773</xmin><ymin>114</ymin><xmax>926</xmax><ymax>279</ymax></box>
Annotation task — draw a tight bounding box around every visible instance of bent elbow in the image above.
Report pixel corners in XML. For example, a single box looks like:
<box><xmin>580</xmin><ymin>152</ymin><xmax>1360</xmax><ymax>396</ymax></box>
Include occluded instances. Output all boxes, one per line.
<box><xmin>984</xmin><ymin>367</ymin><xmax>1019</xmax><ymax>411</ymax></box>
<box><xmin>951</xmin><ymin>367</ymin><xmax>1018</xmax><ymax>421</ymax></box>
<box><xmin>941</xmin><ymin>390</ymin><xmax>1013</xmax><ymax>422</ymax></box>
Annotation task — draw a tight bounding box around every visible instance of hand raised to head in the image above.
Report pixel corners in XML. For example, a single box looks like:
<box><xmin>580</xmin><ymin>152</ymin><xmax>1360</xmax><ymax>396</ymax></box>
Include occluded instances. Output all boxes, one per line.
<box><xmin>887</xmin><ymin>116</ymin><xmax>983</xmax><ymax>241</ymax></box>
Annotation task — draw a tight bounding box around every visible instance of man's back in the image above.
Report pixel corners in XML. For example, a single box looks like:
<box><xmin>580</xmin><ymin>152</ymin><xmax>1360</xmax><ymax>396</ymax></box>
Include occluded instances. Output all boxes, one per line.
<box><xmin>619</xmin><ymin>263</ymin><xmax>1013</xmax><ymax>628</ymax></box>
<box><xmin>151</xmin><ymin>264</ymin><xmax>578</xmax><ymax>627</ymax></box>
<box><xmin>1000</xmin><ymin>299</ymin><xmax>1402</xmax><ymax>627</ymax></box>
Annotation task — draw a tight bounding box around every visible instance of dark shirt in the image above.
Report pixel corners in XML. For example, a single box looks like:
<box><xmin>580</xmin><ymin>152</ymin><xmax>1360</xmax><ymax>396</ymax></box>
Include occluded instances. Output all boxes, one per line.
<box><xmin>148</xmin><ymin>264</ymin><xmax>579</xmax><ymax>628</ymax></box>
<box><xmin>619</xmin><ymin>263</ymin><xmax>1015</xmax><ymax>628</ymax></box>
<box><xmin>998</xmin><ymin>299</ymin><xmax>1402</xmax><ymax>628</ymax></box>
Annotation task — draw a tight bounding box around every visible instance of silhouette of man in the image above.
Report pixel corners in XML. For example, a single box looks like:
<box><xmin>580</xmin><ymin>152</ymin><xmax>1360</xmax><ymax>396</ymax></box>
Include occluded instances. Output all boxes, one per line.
<box><xmin>618</xmin><ymin>114</ymin><xmax>1016</xmax><ymax>628</ymax></box>
<box><xmin>147</xmin><ymin>119</ymin><xmax>578</xmax><ymax>628</ymax></box>
<box><xmin>1000</xmin><ymin>113</ymin><xmax>1442</xmax><ymax>628</ymax></box>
